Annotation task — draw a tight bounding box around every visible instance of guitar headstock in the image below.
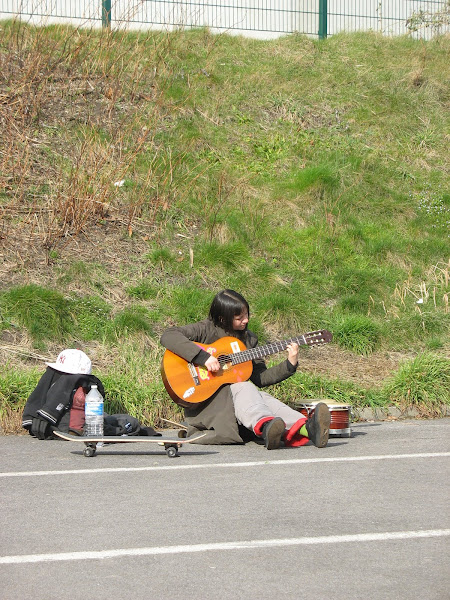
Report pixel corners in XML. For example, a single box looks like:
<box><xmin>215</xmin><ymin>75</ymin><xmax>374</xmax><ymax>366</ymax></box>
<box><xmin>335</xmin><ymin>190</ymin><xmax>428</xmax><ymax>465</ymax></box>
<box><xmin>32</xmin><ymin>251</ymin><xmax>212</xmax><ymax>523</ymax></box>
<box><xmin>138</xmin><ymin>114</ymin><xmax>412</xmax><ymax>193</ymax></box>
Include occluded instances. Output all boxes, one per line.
<box><xmin>304</xmin><ymin>330</ymin><xmax>333</xmax><ymax>345</ymax></box>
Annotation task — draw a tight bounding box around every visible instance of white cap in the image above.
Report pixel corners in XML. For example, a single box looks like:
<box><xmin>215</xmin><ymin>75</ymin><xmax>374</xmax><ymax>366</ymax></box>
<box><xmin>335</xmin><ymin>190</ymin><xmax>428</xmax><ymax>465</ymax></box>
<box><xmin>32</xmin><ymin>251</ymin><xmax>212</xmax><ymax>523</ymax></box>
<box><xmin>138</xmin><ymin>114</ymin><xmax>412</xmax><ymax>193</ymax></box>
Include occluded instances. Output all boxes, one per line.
<box><xmin>46</xmin><ymin>349</ymin><xmax>92</xmax><ymax>375</ymax></box>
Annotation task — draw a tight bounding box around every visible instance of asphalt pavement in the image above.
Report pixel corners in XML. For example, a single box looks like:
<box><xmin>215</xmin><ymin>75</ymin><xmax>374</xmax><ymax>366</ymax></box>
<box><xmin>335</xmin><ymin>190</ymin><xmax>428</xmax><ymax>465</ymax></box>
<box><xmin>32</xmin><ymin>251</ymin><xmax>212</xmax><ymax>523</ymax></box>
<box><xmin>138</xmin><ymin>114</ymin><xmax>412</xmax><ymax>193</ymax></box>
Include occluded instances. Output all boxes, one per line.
<box><xmin>1</xmin><ymin>418</ymin><xmax>449</xmax><ymax>600</ymax></box>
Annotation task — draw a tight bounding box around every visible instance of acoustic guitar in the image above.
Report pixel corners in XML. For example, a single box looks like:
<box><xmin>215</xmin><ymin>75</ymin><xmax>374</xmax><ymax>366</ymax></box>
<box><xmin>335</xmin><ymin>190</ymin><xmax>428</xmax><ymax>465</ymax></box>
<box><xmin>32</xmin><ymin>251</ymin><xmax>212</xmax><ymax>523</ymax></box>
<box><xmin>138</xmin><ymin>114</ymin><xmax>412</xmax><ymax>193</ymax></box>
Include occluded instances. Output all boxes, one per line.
<box><xmin>161</xmin><ymin>330</ymin><xmax>332</xmax><ymax>407</ymax></box>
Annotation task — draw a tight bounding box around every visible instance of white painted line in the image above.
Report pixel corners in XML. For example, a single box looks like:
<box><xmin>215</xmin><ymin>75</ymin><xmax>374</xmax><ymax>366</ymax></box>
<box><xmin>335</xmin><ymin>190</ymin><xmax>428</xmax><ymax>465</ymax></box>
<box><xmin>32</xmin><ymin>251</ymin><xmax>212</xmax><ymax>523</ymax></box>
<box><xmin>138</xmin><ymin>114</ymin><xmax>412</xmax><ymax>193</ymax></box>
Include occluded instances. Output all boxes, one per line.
<box><xmin>1</xmin><ymin>529</ymin><xmax>449</xmax><ymax>565</ymax></box>
<box><xmin>0</xmin><ymin>452</ymin><xmax>449</xmax><ymax>478</ymax></box>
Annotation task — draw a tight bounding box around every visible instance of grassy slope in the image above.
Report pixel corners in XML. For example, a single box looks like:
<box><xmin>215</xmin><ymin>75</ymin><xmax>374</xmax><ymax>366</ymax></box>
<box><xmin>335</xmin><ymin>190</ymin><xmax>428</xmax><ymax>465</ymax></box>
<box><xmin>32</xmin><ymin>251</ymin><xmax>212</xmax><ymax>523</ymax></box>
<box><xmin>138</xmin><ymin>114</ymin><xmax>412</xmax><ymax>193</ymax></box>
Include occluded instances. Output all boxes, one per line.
<box><xmin>0</xmin><ymin>23</ymin><xmax>449</xmax><ymax>430</ymax></box>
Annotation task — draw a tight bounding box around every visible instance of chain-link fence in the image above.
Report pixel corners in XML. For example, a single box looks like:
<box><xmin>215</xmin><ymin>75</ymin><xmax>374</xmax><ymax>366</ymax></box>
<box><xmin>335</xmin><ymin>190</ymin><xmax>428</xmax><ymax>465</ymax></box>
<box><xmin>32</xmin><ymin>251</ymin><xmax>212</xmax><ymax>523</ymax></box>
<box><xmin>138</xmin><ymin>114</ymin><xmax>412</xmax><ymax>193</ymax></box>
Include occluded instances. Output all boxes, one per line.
<box><xmin>1</xmin><ymin>1</ymin><xmax>448</xmax><ymax>39</ymax></box>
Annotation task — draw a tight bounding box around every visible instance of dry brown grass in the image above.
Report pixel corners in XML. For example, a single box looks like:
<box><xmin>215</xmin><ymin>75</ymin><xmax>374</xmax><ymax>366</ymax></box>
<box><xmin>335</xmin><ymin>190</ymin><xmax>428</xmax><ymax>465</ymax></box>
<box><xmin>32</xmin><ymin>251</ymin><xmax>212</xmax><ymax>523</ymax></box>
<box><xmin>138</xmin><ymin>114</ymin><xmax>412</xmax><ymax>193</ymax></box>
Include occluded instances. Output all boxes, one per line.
<box><xmin>0</xmin><ymin>21</ymin><xmax>180</xmax><ymax>263</ymax></box>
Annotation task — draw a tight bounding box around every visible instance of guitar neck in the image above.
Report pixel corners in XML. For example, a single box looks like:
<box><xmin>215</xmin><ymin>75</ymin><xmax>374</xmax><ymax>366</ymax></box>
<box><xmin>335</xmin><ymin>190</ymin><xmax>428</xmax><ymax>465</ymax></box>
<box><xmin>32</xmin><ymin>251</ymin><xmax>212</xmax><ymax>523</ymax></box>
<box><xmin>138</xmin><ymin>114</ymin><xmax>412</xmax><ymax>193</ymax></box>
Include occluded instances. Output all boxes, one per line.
<box><xmin>225</xmin><ymin>335</ymin><xmax>310</xmax><ymax>366</ymax></box>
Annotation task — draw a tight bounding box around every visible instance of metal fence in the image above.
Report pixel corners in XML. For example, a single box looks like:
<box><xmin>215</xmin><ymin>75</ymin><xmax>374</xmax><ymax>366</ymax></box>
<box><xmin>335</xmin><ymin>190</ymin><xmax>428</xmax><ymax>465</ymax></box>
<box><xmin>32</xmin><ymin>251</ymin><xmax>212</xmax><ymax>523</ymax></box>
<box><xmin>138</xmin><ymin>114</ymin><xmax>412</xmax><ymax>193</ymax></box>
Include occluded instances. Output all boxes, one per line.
<box><xmin>0</xmin><ymin>1</ymin><xmax>448</xmax><ymax>39</ymax></box>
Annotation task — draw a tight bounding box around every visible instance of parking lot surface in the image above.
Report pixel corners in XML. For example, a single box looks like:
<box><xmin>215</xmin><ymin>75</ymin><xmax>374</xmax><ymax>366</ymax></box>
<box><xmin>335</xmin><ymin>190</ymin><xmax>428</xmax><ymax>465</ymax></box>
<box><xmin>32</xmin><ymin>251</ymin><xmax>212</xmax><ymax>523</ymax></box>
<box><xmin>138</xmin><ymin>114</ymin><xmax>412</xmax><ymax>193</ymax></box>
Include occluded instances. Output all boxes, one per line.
<box><xmin>1</xmin><ymin>418</ymin><xmax>449</xmax><ymax>599</ymax></box>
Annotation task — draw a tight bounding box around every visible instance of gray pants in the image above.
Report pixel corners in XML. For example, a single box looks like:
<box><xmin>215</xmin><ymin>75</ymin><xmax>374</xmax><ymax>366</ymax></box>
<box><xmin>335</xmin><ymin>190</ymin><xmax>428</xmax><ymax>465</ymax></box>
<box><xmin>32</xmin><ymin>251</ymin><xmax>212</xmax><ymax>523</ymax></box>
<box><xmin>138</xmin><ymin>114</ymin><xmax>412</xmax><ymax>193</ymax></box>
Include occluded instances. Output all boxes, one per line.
<box><xmin>230</xmin><ymin>381</ymin><xmax>305</xmax><ymax>432</ymax></box>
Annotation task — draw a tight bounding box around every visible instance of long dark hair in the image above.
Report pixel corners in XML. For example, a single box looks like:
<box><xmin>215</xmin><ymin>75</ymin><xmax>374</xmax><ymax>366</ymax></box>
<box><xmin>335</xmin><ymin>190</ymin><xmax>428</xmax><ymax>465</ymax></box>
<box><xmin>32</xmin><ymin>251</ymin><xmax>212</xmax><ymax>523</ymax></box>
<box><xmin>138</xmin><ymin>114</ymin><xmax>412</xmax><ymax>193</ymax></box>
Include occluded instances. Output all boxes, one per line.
<box><xmin>208</xmin><ymin>289</ymin><xmax>250</xmax><ymax>334</ymax></box>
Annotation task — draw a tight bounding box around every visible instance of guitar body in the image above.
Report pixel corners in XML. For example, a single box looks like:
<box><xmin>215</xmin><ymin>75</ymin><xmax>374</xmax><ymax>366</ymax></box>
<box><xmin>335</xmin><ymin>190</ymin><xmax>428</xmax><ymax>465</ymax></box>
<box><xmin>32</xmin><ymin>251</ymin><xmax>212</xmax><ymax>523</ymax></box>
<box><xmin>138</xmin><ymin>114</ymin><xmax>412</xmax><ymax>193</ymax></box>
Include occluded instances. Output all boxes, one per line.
<box><xmin>161</xmin><ymin>337</ymin><xmax>252</xmax><ymax>408</ymax></box>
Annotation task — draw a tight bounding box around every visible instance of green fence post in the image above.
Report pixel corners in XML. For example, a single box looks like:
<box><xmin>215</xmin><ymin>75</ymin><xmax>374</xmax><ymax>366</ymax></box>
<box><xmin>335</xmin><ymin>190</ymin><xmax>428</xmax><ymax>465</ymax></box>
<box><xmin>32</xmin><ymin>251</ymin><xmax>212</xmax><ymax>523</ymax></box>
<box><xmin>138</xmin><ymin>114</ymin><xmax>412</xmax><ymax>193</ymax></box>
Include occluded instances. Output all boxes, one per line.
<box><xmin>102</xmin><ymin>0</ymin><xmax>111</xmax><ymax>28</ymax></box>
<box><xmin>318</xmin><ymin>0</ymin><xmax>328</xmax><ymax>39</ymax></box>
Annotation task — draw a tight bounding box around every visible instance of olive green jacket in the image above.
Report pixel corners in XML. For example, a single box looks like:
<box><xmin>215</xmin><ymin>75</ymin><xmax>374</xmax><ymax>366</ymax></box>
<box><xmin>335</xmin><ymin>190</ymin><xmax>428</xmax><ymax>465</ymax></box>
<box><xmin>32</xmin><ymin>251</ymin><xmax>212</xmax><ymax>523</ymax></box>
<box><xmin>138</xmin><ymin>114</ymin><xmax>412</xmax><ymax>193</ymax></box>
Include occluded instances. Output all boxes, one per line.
<box><xmin>160</xmin><ymin>319</ymin><xmax>297</xmax><ymax>444</ymax></box>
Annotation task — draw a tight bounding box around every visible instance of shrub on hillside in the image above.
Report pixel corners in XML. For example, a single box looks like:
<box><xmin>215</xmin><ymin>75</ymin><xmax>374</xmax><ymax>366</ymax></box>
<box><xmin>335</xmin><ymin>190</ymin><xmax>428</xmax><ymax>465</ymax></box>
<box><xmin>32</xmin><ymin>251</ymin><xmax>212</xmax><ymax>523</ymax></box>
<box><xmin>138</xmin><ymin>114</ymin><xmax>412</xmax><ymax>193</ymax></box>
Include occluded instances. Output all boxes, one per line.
<box><xmin>383</xmin><ymin>353</ymin><xmax>450</xmax><ymax>415</ymax></box>
<box><xmin>0</xmin><ymin>285</ymin><xmax>72</xmax><ymax>348</ymax></box>
<box><xmin>331</xmin><ymin>315</ymin><xmax>380</xmax><ymax>355</ymax></box>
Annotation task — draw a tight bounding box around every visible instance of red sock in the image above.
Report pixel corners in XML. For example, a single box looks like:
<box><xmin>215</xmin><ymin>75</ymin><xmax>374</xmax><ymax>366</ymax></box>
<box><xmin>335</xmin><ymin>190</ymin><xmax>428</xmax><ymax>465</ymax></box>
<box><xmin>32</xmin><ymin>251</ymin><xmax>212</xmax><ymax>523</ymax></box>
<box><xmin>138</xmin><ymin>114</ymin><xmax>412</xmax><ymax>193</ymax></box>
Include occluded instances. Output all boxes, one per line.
<box><xmin>284</xmin><ymin>417</ymin><xmax>309</xmax><ymax>447</ymax></box>
<box><xmin>254</xmin><ymin>417</ymin><xmax>275</xmax><ymax>437</ymax></box>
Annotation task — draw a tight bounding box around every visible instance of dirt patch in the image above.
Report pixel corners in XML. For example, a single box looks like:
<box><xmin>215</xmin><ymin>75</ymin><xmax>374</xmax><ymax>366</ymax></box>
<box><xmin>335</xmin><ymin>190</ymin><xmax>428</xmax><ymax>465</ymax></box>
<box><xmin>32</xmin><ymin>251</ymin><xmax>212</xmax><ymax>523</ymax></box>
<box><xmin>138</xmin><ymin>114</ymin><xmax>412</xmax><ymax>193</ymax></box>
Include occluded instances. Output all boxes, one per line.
<box><xmin>0</xmin><ymin>217</ymin><xmax>150</xmax><ymax>290</ymax></box>
<box><xmin>296</xmin><ymin>344</ymin><xmax>411</xmax><ymax>388</ymax></box>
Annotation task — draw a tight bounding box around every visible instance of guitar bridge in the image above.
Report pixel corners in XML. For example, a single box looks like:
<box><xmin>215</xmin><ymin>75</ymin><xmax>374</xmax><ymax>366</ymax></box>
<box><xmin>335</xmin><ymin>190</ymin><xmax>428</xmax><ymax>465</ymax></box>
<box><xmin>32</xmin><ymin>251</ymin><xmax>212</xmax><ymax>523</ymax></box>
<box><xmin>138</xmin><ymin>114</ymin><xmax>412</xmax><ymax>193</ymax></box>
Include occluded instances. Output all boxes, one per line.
<box><xmin>188</xmin><ymin>363</ymin><xmax>200</xmax><ymax>386</ymax></box>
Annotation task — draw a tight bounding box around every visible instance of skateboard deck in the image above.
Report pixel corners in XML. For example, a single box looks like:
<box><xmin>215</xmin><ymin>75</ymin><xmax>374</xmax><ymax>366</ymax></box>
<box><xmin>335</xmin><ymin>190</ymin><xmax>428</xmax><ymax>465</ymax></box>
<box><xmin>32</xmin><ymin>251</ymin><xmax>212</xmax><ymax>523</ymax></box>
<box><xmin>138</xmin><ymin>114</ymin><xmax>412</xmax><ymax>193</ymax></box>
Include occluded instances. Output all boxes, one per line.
<box><xmin>53</xmin><ymin>430</ymin><xmax>206</xmax><ymax>457</ymax></box>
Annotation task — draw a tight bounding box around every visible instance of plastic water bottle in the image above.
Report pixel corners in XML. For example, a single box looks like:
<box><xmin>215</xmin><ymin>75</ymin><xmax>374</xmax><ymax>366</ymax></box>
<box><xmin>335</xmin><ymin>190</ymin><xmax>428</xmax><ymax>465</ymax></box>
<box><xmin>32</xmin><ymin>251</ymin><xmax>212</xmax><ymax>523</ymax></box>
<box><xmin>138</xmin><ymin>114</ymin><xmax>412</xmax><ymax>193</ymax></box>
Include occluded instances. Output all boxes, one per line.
<box><xmin>84</xmin><ymin>385</ymin><xmax>104</xmax><ymax>437</ymax></box>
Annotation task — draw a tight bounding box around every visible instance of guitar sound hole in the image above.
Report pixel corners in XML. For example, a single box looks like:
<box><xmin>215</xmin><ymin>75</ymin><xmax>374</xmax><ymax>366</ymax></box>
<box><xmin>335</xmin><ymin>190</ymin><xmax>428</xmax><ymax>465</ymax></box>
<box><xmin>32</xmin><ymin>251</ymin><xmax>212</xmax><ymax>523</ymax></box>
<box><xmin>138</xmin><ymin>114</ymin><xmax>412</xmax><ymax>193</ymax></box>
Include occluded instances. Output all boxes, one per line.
<box><xmin>219</xmin><ymin>356</ymin><xmax>233</xmax><ymax>371</ymax></box>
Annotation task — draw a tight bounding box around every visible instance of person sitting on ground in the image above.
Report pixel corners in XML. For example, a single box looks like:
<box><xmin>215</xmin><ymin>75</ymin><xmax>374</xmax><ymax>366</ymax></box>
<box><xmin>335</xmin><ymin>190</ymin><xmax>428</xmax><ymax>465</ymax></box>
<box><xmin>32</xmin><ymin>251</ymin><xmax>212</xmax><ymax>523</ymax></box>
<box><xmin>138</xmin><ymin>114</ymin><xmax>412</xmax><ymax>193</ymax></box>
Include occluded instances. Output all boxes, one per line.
<box><xmin>160</xmin><ymin>289</ymin><xmax>330</xmax><ymax>449</ymax></box>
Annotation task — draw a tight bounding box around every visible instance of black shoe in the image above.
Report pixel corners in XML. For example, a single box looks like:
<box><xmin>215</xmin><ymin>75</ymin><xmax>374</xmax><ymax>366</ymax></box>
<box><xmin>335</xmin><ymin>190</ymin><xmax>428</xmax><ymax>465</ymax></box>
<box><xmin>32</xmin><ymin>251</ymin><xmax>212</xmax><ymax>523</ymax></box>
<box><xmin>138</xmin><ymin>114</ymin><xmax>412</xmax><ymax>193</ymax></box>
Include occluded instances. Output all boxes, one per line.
<box><xmin>262</xmin><ymin>417</ymin><xmax>285</xmax><ymax>450</ymax></box>
<box><xmin>305</xmin><ymin>403</ymin><xmax>330</xmax><ymax>448</ymax></box>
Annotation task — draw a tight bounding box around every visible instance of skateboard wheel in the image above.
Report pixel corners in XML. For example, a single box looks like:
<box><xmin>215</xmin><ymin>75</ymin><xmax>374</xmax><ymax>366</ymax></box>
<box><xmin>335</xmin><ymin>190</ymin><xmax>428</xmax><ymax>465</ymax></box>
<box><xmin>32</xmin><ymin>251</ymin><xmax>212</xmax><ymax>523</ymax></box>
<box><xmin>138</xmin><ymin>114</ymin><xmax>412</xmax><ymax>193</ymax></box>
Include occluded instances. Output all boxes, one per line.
<box><xmin>166</xmin><ymin>446</ymin><xmax>178</xmax><ymax>458</ymax></box>
<box><xmin>83</xmin><ymin>446</ymin><xmax>96</xmax><ymax>457</ymax></box>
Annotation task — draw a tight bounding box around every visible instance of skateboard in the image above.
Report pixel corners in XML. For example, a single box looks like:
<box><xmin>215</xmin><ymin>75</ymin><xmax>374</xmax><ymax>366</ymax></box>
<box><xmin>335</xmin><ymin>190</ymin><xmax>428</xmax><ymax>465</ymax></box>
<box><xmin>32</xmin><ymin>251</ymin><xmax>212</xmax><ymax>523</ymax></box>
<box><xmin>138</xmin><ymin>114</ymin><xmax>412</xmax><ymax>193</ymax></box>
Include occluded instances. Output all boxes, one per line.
<box><xmin>53</xmin><ymin>430</ymin><xmax>206</xmax><ymax>458</ymax></box>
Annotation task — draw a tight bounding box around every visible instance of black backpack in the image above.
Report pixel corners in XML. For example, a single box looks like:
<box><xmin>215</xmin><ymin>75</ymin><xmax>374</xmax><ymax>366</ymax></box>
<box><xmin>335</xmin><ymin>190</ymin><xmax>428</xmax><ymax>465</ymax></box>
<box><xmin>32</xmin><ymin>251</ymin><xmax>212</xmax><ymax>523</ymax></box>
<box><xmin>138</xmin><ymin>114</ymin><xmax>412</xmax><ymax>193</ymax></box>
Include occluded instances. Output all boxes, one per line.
<box><xmin>22</xmin><ymin>368</ymin><xmax>160</xmax><ymax>439</ymax></box>
<box><xmin>22</xmin><ymin>369</ymin><xmax>104</xmax><ymax>439</ymax></box>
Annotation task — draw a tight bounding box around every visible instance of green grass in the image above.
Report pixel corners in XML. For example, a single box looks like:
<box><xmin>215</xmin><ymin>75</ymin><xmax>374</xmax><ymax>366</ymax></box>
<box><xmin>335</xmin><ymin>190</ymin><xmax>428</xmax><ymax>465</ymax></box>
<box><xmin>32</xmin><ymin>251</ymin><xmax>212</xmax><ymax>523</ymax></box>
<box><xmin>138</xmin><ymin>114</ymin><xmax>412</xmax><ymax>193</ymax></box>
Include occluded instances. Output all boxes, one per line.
<box><xmin>0</xmin><ymin>22</ymin><xmax>449</xmax><ymax>430</ymax></box>
<box><xmin>269</xmin><ymin>352</ymin><xmax>450</xmax><ymax>411</ymax></box>
<box><xmin>383</xmin><ymin>353</ymin><xmax>450</xmax><ymax>415</ymax></box>
<box><xmin>329</xmin><ymin>315</ymin><xmax>381</xmax><ymax>356</ymax></box>
<box><xmin>0</xmin><ymin>285</ymin><xmax>72</xmax><ymax>348</ymax></box>
<box><xmin>70</xmin><ymin>296</ymin><xmax>112</xmax><ymax>341</ymax></box>
<box><xmin>269</xmin><ymin>372</ymin><xmax>387</xmax><ymax>409</ymax></box>
<box><xmin>0</xmin><ymin>285</ymin><xmax>158</xmax><ymax>348</ymax></box>
<box><xmin>0</xmin><ymin>368</ymin><xmax>41</xmax><ymax>432</ymax></box>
